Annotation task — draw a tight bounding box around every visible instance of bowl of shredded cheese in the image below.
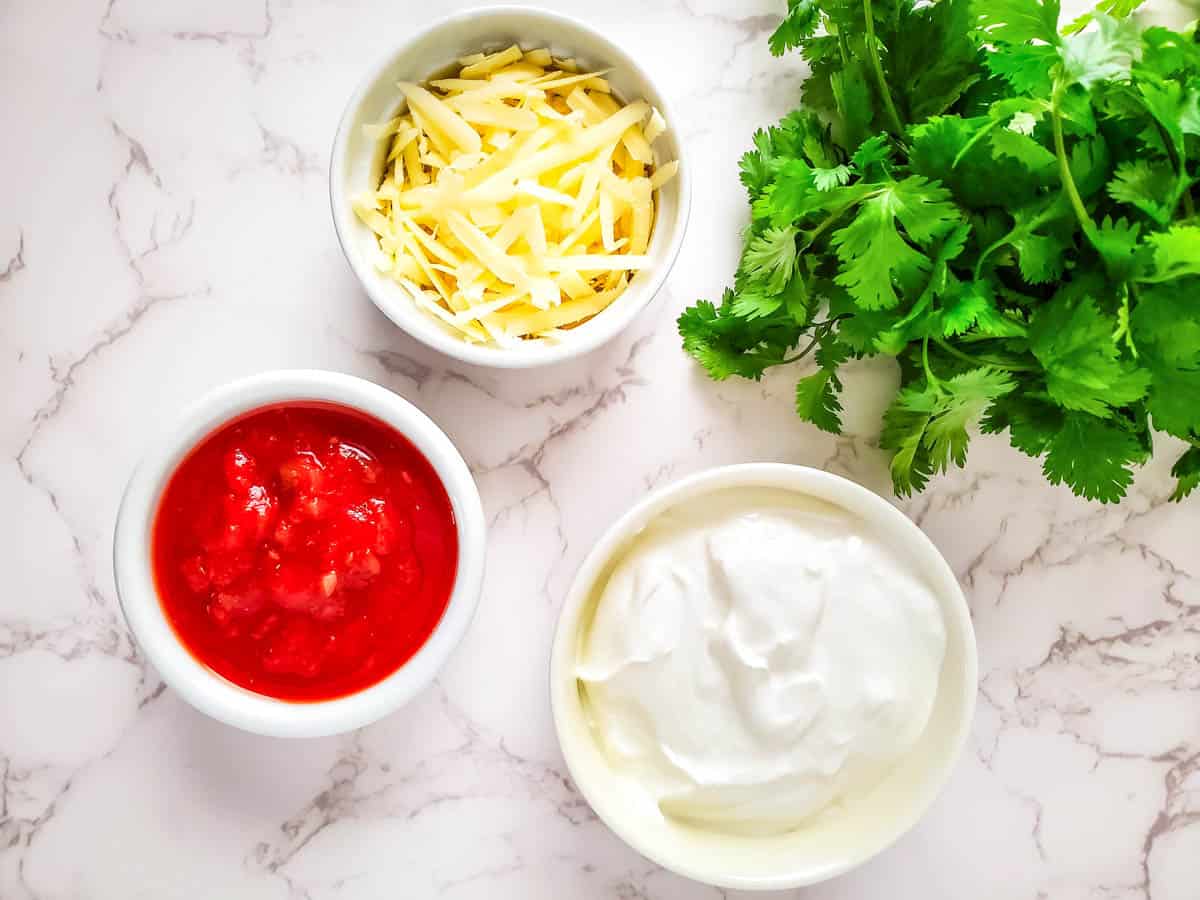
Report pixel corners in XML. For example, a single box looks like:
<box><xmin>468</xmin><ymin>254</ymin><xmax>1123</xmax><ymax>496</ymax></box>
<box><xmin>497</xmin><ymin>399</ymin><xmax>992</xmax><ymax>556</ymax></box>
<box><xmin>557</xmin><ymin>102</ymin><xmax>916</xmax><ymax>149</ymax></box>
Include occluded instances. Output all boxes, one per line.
<box><xmin>331</xmin><ymin>6</ymin><xmax>689</xmax><ymax>367</ymax></box>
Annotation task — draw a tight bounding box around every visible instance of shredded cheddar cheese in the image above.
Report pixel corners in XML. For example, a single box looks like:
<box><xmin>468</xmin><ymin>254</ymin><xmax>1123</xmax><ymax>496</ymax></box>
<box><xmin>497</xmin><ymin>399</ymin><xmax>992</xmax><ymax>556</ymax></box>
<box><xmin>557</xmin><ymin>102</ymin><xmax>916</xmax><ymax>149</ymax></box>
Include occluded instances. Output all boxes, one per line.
<box><xmin>353</xmin><ymin>45</ymin><xmax>676</xmax><ymax>344</ymax></box>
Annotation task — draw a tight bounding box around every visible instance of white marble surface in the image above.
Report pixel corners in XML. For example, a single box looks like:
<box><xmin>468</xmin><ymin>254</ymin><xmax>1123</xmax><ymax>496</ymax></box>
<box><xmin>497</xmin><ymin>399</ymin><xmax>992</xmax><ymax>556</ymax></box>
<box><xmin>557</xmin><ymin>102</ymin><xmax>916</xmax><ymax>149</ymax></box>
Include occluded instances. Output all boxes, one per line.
<box><xmin>3</xmin><ymin>0</ymin><xmax>1199</xmax><ymax>897</ymax></box>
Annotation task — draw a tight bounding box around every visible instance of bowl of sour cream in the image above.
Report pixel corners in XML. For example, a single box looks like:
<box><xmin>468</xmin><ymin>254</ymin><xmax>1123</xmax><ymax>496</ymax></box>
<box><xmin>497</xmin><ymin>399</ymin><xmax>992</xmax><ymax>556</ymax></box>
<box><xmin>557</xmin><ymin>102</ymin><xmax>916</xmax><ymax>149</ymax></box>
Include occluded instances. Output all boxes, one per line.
<box><xmin>550</xmin><ymin>463</ymin><xmax>976</xmax><ymax>889</ymax></box>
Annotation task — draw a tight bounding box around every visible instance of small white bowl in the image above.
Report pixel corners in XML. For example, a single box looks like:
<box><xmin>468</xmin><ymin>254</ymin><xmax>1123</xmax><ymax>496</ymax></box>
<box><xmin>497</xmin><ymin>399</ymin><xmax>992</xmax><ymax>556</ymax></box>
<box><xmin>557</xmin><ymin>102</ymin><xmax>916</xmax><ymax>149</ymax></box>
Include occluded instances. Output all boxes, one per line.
<box><xmin>329</xmin><ymin>5</ymin><xmax>690</xmax><ymax>369</ymax></box>
<box><xmin>113</xmin><ymin>370</ymin><xmax>486</xmax><ymax>739</ymax></box>
<box><xmin>551</xmin><ymin>464</ymin><xmax>977</xmax><ymax>890</ymax></box>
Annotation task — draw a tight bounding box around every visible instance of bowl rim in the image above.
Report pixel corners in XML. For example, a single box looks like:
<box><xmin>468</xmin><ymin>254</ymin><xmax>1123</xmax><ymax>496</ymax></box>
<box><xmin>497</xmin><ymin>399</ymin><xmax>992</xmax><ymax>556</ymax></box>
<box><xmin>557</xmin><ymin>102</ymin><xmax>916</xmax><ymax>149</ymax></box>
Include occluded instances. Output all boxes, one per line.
<box><xmin>549</xmin><ymin>462</ymin><xmax>978</xmax><ymax>890</ymax></box>
<box><xmin>113</xmin><ymin>369</ymin><xmax>486</xmax><ymax>738</ymax></box>
<box><xmin>328</xmin><ymin>3</ymin><xmax>692</xmax><ymax>370</ymax></box>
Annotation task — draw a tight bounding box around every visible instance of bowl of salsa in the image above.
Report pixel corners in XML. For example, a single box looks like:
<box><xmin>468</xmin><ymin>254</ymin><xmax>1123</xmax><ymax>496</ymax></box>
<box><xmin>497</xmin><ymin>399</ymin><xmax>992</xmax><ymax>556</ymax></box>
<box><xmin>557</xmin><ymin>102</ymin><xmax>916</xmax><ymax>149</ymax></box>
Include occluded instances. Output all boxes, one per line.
<box><xmin>114</xmin><ymin>370</ymin><xmax>486</xmax><ymax>738</ymax></box>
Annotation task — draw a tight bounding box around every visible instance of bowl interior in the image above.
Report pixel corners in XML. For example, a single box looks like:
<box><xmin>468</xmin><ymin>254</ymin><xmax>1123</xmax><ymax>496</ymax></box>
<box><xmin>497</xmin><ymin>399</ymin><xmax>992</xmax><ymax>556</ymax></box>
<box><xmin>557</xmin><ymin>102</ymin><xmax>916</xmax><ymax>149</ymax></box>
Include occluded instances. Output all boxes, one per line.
<box><xmin>330</xmin><ymin>6</ymin><xmax>689</xmax><ymax>368</ymax></box>
<box><xmin>114</xmin><ymin>370</ymin><xmax>486</xmax><ymax>738</ymax></box>
<box><xmin>551</xmin><ymin>464</ymin><xmax>977</xmax><ymax>890</ymax></box>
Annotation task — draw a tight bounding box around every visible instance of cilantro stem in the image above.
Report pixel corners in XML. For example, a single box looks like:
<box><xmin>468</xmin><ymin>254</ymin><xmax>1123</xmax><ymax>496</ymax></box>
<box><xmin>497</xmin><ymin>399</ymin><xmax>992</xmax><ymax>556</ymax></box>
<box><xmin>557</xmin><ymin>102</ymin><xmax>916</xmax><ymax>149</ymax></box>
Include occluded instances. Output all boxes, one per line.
<box><xmin>780</xmin><ymin>316</ymin><xmax>848</xmax><ymax>365</ymax></box>
<box><xmin>804</xmin><ymin>213</ymin><xmax>845</xmax><ymax>250</ymax></box>
<box><xmin>1144</xmin><ymin>115</ymin><xmax>1195</xmax><ymax>219</ymax></box>
<box><xmin>972</xmin><ymin>238</ymin><xmax>1005</xmax><ymax>282</ymax></box>
<box><xmin>781</xmin><ymin>342</ymin><xmax>822</xmax><ymax>366</ymax></box>
<box><xmin>836</xmin><ymin>29</ymin><xmax>851</xmax><ymax>68</ymax></box>
<box><xmin>802</xmin><ymin>188</ymin><xmax>884</xmax><ymax>251</ymax></box>
<box><xmin>861</xmin><ymin>0</ymin><xmax>905</xmax><ymax>137</ymax></box>
<box><xmin>1116</xmin><ymin>283</ymin><xmax>1138</xmax><ymax>358</ymax></box>
<box><xmin>933</xmin><ymin>339</ymin><xmax>1038</xmax><ymax>373</ymax></box>
<box><xmin>972</xmin><ymin>198</ymin><xmax>1065</xmax><ymax>281</ymax></box>
<box><xmin>804</xmin><ymin>204</ymin><xmax>863</xmax><ymax>249</ymax></box>
<box><xmin>1150</xmin><ymin>118</ymin><xmax>1184</xmax><ymax>176</ymax></box>
<box><xmin>952</xmin><ymin>119</ymin><xmax>1001</xmax><ymax>169</ymax></box>
<box><xmin>1135</xmin><ymin>272</ymin><xmax>1186</xmax><ymax>285</ymax></box>
<box><xmin>1050</xmin><ymin>84</ymin><xmax>1101</xmax><ymax>250</ymax></box>
<box><xmin>922</xmin><ymin>338</ymin><xmax>941</xmax><ymax>391</ymax></box>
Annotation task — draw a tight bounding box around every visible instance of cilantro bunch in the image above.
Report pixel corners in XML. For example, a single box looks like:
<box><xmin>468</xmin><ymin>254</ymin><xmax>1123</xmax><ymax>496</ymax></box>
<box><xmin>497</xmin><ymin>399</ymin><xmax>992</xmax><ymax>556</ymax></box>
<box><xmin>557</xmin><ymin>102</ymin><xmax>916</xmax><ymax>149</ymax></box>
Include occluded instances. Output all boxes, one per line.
<box><xmin>679</xmin><ymin>0</ymin><xmax>1200</xmax><ymax>503</ymax></box>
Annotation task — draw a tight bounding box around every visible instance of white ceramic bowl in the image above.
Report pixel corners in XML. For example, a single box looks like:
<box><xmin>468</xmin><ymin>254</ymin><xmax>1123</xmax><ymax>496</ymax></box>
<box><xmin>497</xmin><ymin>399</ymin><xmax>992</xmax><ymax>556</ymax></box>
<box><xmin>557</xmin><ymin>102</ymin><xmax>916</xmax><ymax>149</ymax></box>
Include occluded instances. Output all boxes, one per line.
<box><xmin>113</xmin><ymin>370</ymin><xmax>486</xmax><ymax>738</ymax></box>
<box><xmin>551</xmin><ymin>463</ymin><xmax>977</xmax><ymax>890</ymax></box>
<box><xmin>330</xmin><ymin>5</ymin><xmax>690</xmax><ymax>369</ymax></box>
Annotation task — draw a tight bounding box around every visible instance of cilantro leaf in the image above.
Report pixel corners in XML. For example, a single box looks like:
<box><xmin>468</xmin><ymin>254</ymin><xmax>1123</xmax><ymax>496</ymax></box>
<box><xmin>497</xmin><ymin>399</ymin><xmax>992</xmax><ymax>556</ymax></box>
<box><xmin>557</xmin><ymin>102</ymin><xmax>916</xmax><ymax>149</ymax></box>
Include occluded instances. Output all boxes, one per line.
<box><xmin>778</xmin><ymin>109</ymin><xmax>840</xmax><ymax>168</ymax></box>
<box><xmin>1068</xmin><ymin>135</ymin><xmax>1112</xmax><ymax>199</ymax></box>
<box><xmin>1142</xmin><ymin>226</ymin><xmax>1200</xmax><ymax>283</ymax></box>
<box><xmin>1042</xmin><ymin>413</ymin><xmax>1145</xmax><ymax>502</ymax></box>
<box><xmin>938</xmin><ymin>283</ymin><xmax>991</xmax><ymax>336</ymax></box>
<box><xmin>795</xmin><ymin>335</ymin><xmax>850</xmax><ymax>434</ymax></box>
<box><xmin>795</xmin><ymin>368</ymin><xmax>844</xmax><ymax>433</ymax></box>
<box><xmin>1093</xmin><ymin>216</ymin><xmax>1142</xmax><ymax>280</ymax></box>
<box><xmin>1137</xmin><ymin>80</ymin><xmax>1191</xmax><ymax>159</ymax></box>
<box><xmin>884</xmin><ymin>222</ymin><xmax>973</xmax><ymax>347</ymax></box>
<box><xmin>761</xmin><ymin>159</ymin><xmax>814</xmax><ymax>228</ymax></box>
<box><xmin>780</xmin><ymin>272</ymin><xmax>816</xmax><ymax>325</ymax></box>
<box><xmin>741</xmin><ymin>226</ymin><xmax>800</xmax><ymax>294</ymax></box>
<box><xmin>889</xmin><ymin>0</ymin><xmax>984</xmax><ymax>121</ymax></box>
<box><xmin>830</xmin><ymin>195</ymin><xmax>926</xmax><ymax>310</ymax></box>
<box><xmin>1029</xmin><ymin>293</ymin><xmax>1151</xmax><ymax>416</ymax></box>
<box><xmin>910</xmin><ymin>115</ymin><xmax>1052</xmax><ymax>207</ymax></box>
<box><xmin>1170</xmin><ymin>447</ymin><xmax>1200</xmax><ymax>502</ymax></box>
<box><xmin>882</xmin><ymin>368</ymin><xmax>1016</xmax><ymax>495</ymax></box>
<box><xmin>739</xmin><ymin>111</ymin><xmax>840</xmax><ymax>202</ymax></box>
<box><xmin>679</xmin><ymin>295</ymin><xmax>799</xmax><ymax>381</ymax></box>
<box><xmin>769</xmin><ymin>0</ymin><xmax>820</xmax><ymax>57</ymax></box>
<box><xmin>829</xmin><ymin>176</ymin><xmax>963</xmax><ymax>310</ymax></box>
<box><xmin>802</xmin><ymin>35</ymin><xmax>847</xmax><ymax>122</ymax></box>
<box><xmin>738</xmin><ymin>142</ymin><xmax>774</xmax><ymax>199</ymax></box>
<box><xmin>1141</xmin><ymin>26</ymin><xmax>1200</xmax><ymax>81</ymax></box>
<box><xmin>943</xmin><ymin>274</ymin><xmax>1030</xmax><ymax>338</ymax></box>
<box><xmin>982</xmin><ymin>391</ymin><xmax>1064</xmax><ymax>456</ymax></box>
<box><xmin>1131</xmin><ymin>283</ymin><xmax>1200</xmax><ymax>368</ymax></box>
<box><xmin>1059</xmin><ymin>14</ymin><xmax>1142</xmax><ymax>89</ymax></box>
<box><xmin>832</xmin><ymin>303</ymin><xmax>905</xmax><ymax>353</ymax></box>
<box><xmin>989</xmin><ymin>127</ymin><xmax>1057</xmax><ymax>173</ymax></box>
<box><xmin>975</xmin><ymin>303</ymin><xmax>1030</xmax><ymax>338</ymax></box>
<box><xmin>729</xmin><ymin>287</ymin><xmax>785</xmax><ymax>320</ymax></box>
<box><xmin>1145</xmin><ymin>366</ymin><xmax>1200</xmax><ymax>439</ymax></box>
<box><xmin>1107</xmin><ymin>159</ymin><xmax>1177</xmax><ymax>225</ymax></box>
<box><xmin>890</xmin><ymin>175</ymin><xmax>964</xmax><ymax>244</ymax></box>
<box><xmin>830</xmin><ymin>55</ymin><xmax>878</xmax><ymax>150</ymax></box>
<box><xmin>881</xmin><ymin>385</ymin><xmax>938</xmax><ymax>495</ymax></box>
<box><xmin>1058</xmin><ymin>84</ymin><xmax>1099</xmax><ymax>135</ymax></box>
<box><xmin>979</xmin><ymin>193</ymin><xmax>1073</xmax><ymax>284</ymax></box>
<box><xmin>987</xmin><ymin>44</ymin><xmax>1058</xmax><ymax>95</ymax></box>
<box><xmin>851</xmin><ymin>134</ymin><xmax>892</xmax><ymax>171</ymax></box>
<box><xmin>1063</xmin><ymin>0</ymin><xmax>1147</xmax><ymax>36</ymax></box>
<box><xmin>972</xmin><ymin>0</ymin><xmax>1061</xmax><ymax>47</ymax></box>
<box><xmin>1126</xmin><ymin>270</ymin><xmax>1200</xmax><ymax>440</ymax></box>
<box><xmin>813</xmin><ymin>164</ymin><xmax>854</xmax><ymax>191</ymax></box>
<box><xmin>926</xmin><ymin>368</ymin><xmax>1018</xmax><ymax>470</ymax></box>
<box><xmin>1013</xmin><ymin>228</ymin><xmax>1073</xmax><ymax>284</ymax></box>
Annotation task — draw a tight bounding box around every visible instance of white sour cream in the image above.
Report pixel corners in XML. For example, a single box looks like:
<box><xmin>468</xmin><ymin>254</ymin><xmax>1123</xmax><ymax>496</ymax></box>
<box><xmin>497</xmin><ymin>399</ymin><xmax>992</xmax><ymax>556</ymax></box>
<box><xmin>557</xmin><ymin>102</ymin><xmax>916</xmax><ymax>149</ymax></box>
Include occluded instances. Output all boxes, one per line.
<box><xmin>577</xmin><ymin>488</ymin><xmax>947</xmax><ymax>835</ymax></box>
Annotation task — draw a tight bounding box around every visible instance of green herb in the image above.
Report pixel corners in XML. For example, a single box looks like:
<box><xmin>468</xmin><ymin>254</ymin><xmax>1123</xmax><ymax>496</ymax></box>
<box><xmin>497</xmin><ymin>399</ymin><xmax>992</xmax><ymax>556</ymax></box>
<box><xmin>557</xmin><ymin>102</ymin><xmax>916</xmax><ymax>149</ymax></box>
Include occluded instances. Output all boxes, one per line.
<box><xmin>679</xmin><ymin>0</ymin><xmax>1200</xmax><ymax>503</ymax></box>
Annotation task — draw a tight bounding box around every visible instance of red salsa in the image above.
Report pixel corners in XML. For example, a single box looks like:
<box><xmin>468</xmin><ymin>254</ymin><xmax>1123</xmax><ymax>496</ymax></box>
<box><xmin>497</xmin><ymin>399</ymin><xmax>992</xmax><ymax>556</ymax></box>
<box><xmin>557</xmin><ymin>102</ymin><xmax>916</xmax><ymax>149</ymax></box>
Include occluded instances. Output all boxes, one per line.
<box><xmin>152</xmin><ymin>402</ymin><xmax>458</xmax><ymax>701</ymax></box>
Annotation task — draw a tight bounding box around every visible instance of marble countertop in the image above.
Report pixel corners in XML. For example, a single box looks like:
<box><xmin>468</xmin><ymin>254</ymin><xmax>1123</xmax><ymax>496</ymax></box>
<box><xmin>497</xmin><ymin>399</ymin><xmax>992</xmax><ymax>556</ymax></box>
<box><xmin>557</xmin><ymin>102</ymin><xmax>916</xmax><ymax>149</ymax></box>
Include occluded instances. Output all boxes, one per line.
<box><xmin>3</xmin><ymin>0</ymin><xmax>1199</xmax><ymax>897</ymax></box>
